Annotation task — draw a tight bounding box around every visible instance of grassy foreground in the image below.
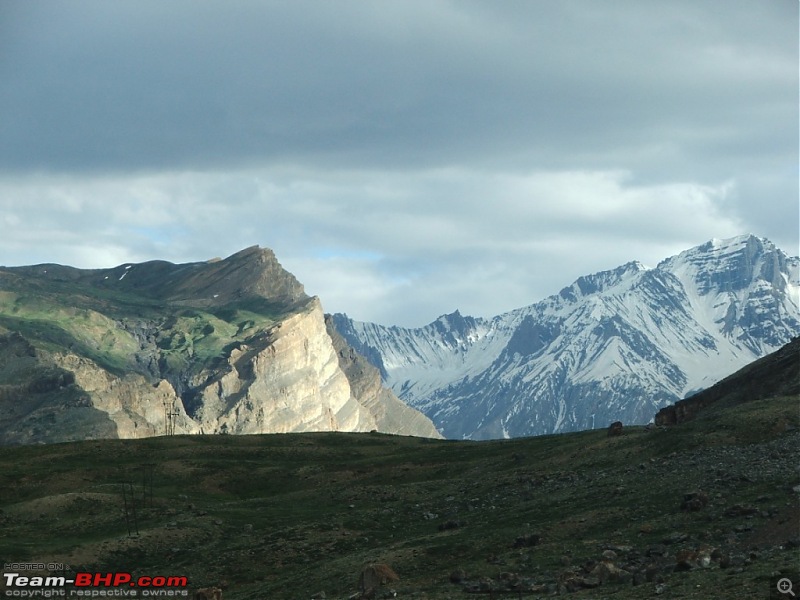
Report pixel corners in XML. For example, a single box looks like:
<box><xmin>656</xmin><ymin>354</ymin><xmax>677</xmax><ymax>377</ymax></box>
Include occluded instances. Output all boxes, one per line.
<box><xmin>1</xmin><ymin>395</ymin><xmax>798</xmax><ymax>599</ymax></box>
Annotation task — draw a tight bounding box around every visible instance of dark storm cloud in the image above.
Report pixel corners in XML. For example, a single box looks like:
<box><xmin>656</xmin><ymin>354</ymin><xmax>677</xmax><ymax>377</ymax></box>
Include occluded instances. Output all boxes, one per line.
<box><xmin>1</xmin><ymin>1</ymin><xmax>795</xmax><ymax>177</ymax></box>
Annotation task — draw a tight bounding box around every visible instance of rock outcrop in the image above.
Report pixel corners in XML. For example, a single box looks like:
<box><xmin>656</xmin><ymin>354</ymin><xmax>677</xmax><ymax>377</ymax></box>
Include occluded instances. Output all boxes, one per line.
<box><xmin>0</xmin><ymin>247</ymin><xmax>440</xmax><ymax>444</ymax></box>
<box><xmin>190</xmin><ymin>297</ymin><xmax>381</xmax><ymax>435</ymax></box>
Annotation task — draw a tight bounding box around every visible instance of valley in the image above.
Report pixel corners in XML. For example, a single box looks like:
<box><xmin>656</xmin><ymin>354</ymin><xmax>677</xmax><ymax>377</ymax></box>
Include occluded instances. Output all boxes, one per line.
<box><xmin>0</xmin><ymin>390</ymin><xmax>797</xmax><ymax>599</ymax></box>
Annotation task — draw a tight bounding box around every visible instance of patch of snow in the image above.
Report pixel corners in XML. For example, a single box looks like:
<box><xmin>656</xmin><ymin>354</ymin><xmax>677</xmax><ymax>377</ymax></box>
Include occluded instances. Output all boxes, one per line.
<box><xmin>338</xmin><ymin>235</ymin><xmax>800</xmax><ymax>439</ymax></box>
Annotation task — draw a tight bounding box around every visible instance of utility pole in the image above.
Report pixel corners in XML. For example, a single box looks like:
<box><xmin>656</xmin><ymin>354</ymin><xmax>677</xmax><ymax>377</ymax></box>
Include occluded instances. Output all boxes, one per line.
<box><xmin>164</xmin><ymin>400</ymin><xmax>180</xmax><ymax>436</ymax></box>
<box><xmin>120</xmin><ymin>482</ymin><xmax>139</xmax><ymax>537</ymax></box>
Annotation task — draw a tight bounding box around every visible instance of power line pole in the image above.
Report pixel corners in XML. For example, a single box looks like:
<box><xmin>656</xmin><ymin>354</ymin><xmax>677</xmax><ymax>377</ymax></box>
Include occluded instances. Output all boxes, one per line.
<box><xmin>164</xmin><ymin>400</ymin><xmax>180</xmax><ymax>436</ymax></box>
<box><xmin>120</xmin><ymin>482</ymin><xmax>139</xmax><ymax>537</ymax></box>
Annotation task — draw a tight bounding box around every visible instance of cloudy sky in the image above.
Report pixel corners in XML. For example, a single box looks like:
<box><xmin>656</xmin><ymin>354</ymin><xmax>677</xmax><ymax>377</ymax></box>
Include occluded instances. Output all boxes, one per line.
<box><xmin>0</xmin><ymin>1</ymin><xmax>796</xmax><ymax>326</ymax></box>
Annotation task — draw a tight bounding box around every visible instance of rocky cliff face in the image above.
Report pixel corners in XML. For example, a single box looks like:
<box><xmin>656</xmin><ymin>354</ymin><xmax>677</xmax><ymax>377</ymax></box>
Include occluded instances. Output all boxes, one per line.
<box><xmin>189</xmin><ymin>297</ymin><xmax>382</xmax><ymax>435</ymax></box>
<box><xmin>0</xmin><ymin>247</ymin><xmax>440</xmax><ymax>444</ymax></box>
<box><xmin>325</xmin><ymin>315</ymin><xmax>441</xmax><ymax>438</ymax></box>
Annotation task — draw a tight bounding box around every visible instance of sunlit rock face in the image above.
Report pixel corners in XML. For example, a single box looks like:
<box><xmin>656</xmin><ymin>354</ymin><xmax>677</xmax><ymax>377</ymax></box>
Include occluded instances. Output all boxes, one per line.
<box><xmin>191</xmin><ymin>297</ymin><xmax>373</xmax><ymax>435</ymax></box>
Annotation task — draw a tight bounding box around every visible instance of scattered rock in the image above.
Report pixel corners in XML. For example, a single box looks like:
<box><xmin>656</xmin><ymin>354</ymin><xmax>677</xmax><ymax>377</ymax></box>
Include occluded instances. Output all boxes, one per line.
<box><xmin>697</xmin><ymin>547</ymin><xmax>714</xmax><ymax>567</ymax></box>
<box><xmin>674</xmin><ymin>549</ymin><xmax>697</xmax><ymax>571</ymax></box>
<box><xmin>512</xmin><ymin>533</ymin><xmax>541</xmax><ymax>548</ymax></box>
<box><xmin>590</xmin><ymin>561</ymin><xmax>632</xmax><ymax>584</ymax></box>
<box><xmin>438</xmin><ymin>519</ymin><xmax>462</xmax><ymax>531</ymax></box>
<box><xmin>662</xmin><ymin>532</ymin><xmax>689</xmax><ymax>545</ymax></box>
<box><xmin>645</xmin><ymin>564</ymin><xmax>663</xmax><ymax>583</ymax></box>
<box><xmin>449</xmin><ymin>569</ymin><xmax>466</xmax><ymax>584</ymax></box>
<box><xmin>358</xmin><ymin>564</ymin><xmax>399</xmax><ymax>598</ymax></box>
<box><xmin>607</xmin><ymin>421</ymin><xmax>624</xmax><ymax>437</ymax></box>
<box><xmin>681</xmin><ymin>491</ymin><xmax>709</xmax><ymax>512</ymax></box>
<box><xmin>724</xmin><ymin>504</ymin><xmax>758</xmax><ymax>517</ymax></box>
<box><xmin>557</xmin><ymin>571</ymin><xmax>586</xmax><ymax>594</ymax></box>
<box><xmin>498</xmin><ymin>571</ymin><xmax>521</xmax><ymax>587</ymax></box>
<box><xmin>645</xmin><ymin>544</ymin><xmax>667</xmax><ymax>558</ymax></box>
<box><xmin>718</xmin><ymin>553</ymin><xmax>741</xmax><ymax>569</ymax></box>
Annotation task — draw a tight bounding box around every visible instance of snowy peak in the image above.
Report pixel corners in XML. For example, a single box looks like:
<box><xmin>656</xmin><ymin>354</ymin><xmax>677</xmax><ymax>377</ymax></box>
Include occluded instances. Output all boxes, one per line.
<box><xmin>660</xmin><ymin>234</ymin><xmax>793</xmax><ymax>294</ymax></box>
<box><xmin>332</xmin><ymin>235</ymin><xmax>800</xmax><ymax>439</ymax></box>
<box><xmin>659</xmin><ymin>235</ymin><xmax>800</xmax><ymax>354</ymax></box>
<box><xmin>558</xmin><ymin>260</ymin><xmax>648</xmax><ymax>303</ymax></box>
<box><xmin>429</xmin><ymin>310</ymin><xmax>489</xmax><ymax>349</ymax></box>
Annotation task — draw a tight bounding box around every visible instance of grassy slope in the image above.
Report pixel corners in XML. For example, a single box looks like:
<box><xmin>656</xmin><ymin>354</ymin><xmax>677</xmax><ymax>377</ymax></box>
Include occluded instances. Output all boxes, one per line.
<box><xmin>1</xmin><ymin>395</ymin><xmax>797</xmax><ymax>599</ymax></box>
<box><xmin>0</xmin><ymin>277</ymin><xmax>286</xmax><ymax>381</ymax></box>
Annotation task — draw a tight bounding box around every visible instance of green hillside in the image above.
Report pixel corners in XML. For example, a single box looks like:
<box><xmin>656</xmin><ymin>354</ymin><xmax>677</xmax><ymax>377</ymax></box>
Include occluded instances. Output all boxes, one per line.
<box><xmin>0</xmin><ymin>277</ymin><xmax>284</xmax><ymax>370</ymax></box>
<box><xmin>0</xmin><ymin>258</ymin><xmax>298</xmax><ymax>395</ymax></box>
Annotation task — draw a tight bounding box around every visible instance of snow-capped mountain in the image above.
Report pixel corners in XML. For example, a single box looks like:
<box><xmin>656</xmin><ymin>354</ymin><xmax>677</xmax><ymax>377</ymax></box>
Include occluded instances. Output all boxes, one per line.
<box><xmin>331</xmin><ymin>235</ymin><xmax>800</xmax><ymax>439</ymax></box>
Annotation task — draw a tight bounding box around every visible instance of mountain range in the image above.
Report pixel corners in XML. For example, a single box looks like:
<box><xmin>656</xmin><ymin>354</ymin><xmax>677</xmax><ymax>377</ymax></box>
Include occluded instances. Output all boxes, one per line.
<box><xmin>0</xmin><ymin>246</ymin><xmax>440</xmax><ymax>444</ymax></box>
<box><xmin>332</xmin><ymin>234</ymin><xmax>800</xmax><ymax>439</ymax></box>
<box><xmin>1</xmin><ymin>234</ymin><xmax>797</xmax><ymax>445</ymax></box>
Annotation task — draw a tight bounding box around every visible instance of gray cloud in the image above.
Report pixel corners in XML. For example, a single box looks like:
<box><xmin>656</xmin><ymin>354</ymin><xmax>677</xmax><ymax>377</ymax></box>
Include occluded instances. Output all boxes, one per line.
<box><xmin>0</xmin><ymin>168</ymin><xmax>748</xmax><ymax>325</ymax></box>
<box><xmin>2</xmin><ymin>1</ymin><xmax>794</xmax><ymax>173</ymax></box>
<box><xmin>0</xmin><ymin>1</ymin><xmax>796</xmax><ymax>325</ymax></box>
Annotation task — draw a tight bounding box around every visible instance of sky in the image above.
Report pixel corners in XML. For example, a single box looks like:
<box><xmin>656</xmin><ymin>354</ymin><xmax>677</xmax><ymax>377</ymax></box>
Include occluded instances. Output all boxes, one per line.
<box><xmin>0</xmin><ymin>1</ymin><xmax>797</xmax><ymax>327</ymax></box>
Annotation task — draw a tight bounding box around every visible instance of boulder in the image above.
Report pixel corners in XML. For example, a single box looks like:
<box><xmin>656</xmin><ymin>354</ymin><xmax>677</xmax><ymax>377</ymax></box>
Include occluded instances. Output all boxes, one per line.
<box><xmin>674</xmin><ymin>549</ymin><xmax>697</xmax><ymax>571</ymax></box>
<box><xmin>449</xmin><ymin>569</ymin><xmax>466</xmax><ymax>584</ymax></box>
<box><xmin>607</xmin><ymin>421</ymin><xmax>624</xmax><ymax>437</ymax></box>
<box><xmin>512</xmin><ymin>533</ymin><xmax>541</xmax><ymax>548</ymax></box>
<box><xmin>680</xmin><ymin>491</ymin><xmax>709</xmax><ymax>512</ymax></box>
<box><xmin>590</xmin><ymin>561</ymin><xmax>632</xmax><ymax>584</ymax></box>
<box><xmin>358</xmin><ymin>564</ymin><xmax>399</xmax><ymax>596</ymax></box>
